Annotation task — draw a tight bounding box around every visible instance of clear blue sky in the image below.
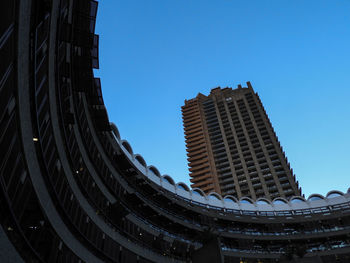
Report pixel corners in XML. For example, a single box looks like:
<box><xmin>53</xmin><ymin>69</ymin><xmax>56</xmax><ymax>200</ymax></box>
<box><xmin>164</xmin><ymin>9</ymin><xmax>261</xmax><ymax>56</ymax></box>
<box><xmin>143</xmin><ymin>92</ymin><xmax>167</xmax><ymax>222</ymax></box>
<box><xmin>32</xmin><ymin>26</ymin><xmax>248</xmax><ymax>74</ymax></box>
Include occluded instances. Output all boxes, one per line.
<box><xmin>94</xmin><ymin>0</ymin><xmax>350</xmax><ymax>197</ymax></box>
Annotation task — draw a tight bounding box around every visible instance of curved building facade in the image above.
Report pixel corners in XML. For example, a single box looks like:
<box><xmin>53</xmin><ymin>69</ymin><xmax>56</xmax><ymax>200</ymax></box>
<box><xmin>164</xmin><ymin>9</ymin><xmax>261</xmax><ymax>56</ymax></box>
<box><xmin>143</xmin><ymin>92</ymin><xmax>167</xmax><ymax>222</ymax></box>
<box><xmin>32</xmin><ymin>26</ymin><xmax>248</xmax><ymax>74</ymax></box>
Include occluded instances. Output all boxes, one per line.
<box><xmin>0</xmin><ymin>0</ymin><xmax>349</xmax><ymax>262</ymax></box>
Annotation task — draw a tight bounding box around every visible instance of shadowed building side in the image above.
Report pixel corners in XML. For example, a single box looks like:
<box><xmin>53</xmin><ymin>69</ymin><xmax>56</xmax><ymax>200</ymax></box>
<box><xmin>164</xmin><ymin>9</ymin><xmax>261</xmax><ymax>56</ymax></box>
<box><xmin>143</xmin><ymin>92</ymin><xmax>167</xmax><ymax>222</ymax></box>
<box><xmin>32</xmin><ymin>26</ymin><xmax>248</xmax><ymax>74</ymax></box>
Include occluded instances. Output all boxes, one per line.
<box><xmin>182</xmin><ymin>94</ymin><xmax>222</xmax><ymax>195</ymax></box>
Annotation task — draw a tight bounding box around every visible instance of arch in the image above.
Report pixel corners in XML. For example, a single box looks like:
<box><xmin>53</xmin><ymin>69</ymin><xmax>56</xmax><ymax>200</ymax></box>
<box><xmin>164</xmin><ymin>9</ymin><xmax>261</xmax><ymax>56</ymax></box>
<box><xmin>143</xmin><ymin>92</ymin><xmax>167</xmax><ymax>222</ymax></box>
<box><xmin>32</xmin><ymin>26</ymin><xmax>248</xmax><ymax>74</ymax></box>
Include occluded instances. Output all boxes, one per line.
<box><xmin>176</xmin><ymin>182</ymin><xmax>190</xmax><ymax>192</ymax></box>
<box><xmin>256</xmin><ymin>198</ymin><xmax>271</xmax><ymax>205</ymax></box>
<box><xmin>162</xmin><ymin>175</ymin><xmax>175</xmax><ymax>185</ymax></box>
<box><xmin>110</xmin><ymin>122</ymin><xmax>121</xmax><ymax>141</ymax></box>
<box><xmin>239</xmin><ymin>197</ymin><xmax>253</xmax><ymax>204</ymax></box>
<box><xmin>290</xmin><ymin>196</ymin><xmax>306</xmax><ymax>204</ymax></box>
<box><xmin>208</xmin><ymin>192</ymin><xmax>222</xmax><ymax>201</ymax></box>
<box><xmin>272</xmin><ymin>198</ymin><xmax>288</xmax><ymax>205</ymax></box>
<box><xmin>134</xmin><ymin>154</ymin><xmax>146</xmax><ymax>168</ymax></box>
<box><xmin>191</xmin><ymin>188</ymin><xmax>205</xmax><ymax>197</ymax></box>
<box><xmin>121</xmin><ymin>140</ymin><xmax>133</xmax><ymax>155</ymax></box>
<box><xmin>223</xmin><ymin>195</ymin><xmax>238</xmax><ymax>203</ymax></box>
<box><xmin>326</xmin><ymin>190</ymin><xmax>344</xmax><ymax>199</ymax></box>
<box><xmin>148</xmin><ymin>165</ymin><xmax>161</xmax><ymax>177</ymax></box>
<box><xmin>307</xmin><ymin>194</ymin><xmax>325</xmax><ymax>201</ymax></box>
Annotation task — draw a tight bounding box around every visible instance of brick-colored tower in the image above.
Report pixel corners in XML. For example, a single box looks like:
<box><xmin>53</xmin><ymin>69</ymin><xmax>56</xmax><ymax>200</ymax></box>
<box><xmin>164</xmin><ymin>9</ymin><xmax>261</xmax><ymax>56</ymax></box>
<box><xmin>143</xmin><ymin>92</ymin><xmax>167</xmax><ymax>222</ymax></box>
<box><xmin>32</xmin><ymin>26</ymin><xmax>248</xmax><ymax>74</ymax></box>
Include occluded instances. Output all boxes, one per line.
<box><xmin>182</xmin><ymin>82</ymin><xmax>302</xmax><ymax>200</ymax></box>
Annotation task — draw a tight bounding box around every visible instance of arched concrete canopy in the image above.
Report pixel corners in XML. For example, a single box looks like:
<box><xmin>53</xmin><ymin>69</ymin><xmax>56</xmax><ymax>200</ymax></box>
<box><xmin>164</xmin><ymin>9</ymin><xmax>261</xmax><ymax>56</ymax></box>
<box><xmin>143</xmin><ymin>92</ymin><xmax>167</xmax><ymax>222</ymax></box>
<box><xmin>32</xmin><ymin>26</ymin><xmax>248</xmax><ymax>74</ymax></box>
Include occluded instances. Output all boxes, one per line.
<box><xmin>223</xmin><ymin>195</ymin><xmax>238</xmax><ymax>203</ymax></box>
<box><xmin>290</xmin><ymin>196</ymin><xmax>307</xmax><ymax>204</ymax></box>
<box><xmin>326</xmin><ymin>190</ymin><xmax>344</xmax><ymax>198</ymax></box>
<box><xmin>272</xmin><ymin>197</ymin><xmax>288</xmax><ymax>204</ymax></box>
<box><xmin>121</xmin><ymin>140</ymin><xmax>133</xmax><ymax>155</ymax></box>
<box><xmin>256</xmin><ymin>198</ymin><xmax>271</xmax><ymax>205</ymax></box>
<box><xmin>162</xmin><ymin>175</ymin><xmax>175</xmax><ymax>185</ymax></box>
<box><xmin>134</xmin><ymin>154</ymin><xmax>146</xmax><ymax>168</ymax></box>
<box><xmin>208</xmin><ymin>192</ymin><xmax>222</xmax><ymax>200</ymax></box>
<box><xmin>176</xmin><ymin>182</ymin><xmax>190</xmax><ymax>192</ymax></box>
<box><xmin>308</xmin><ymin>194</ymin><xmax>325</xmax><ymax>201</ymax></box>
<box><xmin>240</xmin><ymin>197</ymin><xmax>254</xmax><ymax>204</ymax></box>
<box><xmin>191</xmin><ymin>188</ymin><xmax>205</xmax><ymax>197</ymax></box>
<box><xmin>110</xmin><ymin>122</ymin><xmax>121</xmax><ymax>141</ymax></box>
<box><xmin>148</xmin><ymin>165</ymin><xmax>161</xmax><ymax>177</ymax></box>
<box><xmin>113</xmin><ymin>131</ymin><xmax>350</xmax><ymax>210</ymax></box>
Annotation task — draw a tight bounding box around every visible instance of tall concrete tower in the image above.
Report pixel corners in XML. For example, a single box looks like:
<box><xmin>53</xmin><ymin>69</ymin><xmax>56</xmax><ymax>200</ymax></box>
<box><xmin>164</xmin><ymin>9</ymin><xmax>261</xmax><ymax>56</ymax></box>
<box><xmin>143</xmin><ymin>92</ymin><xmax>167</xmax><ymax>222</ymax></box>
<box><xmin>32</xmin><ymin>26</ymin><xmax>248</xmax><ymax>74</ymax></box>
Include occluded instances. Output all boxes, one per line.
<box><xmin>182</xmin><ymin>82</ymin><xmax>302</xmax><ymax>200</ymax></box>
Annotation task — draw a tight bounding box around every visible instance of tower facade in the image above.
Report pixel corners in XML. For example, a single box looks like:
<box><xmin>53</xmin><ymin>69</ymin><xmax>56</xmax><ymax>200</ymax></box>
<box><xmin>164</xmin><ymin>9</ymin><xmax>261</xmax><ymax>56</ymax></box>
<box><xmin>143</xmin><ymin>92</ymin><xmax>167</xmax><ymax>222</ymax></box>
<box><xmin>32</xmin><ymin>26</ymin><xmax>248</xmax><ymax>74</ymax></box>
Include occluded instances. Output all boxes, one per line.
<box><xmin>182</xmin><ymin>82</ymin><xmax>302</xmax><ymax>200</ymax></box>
